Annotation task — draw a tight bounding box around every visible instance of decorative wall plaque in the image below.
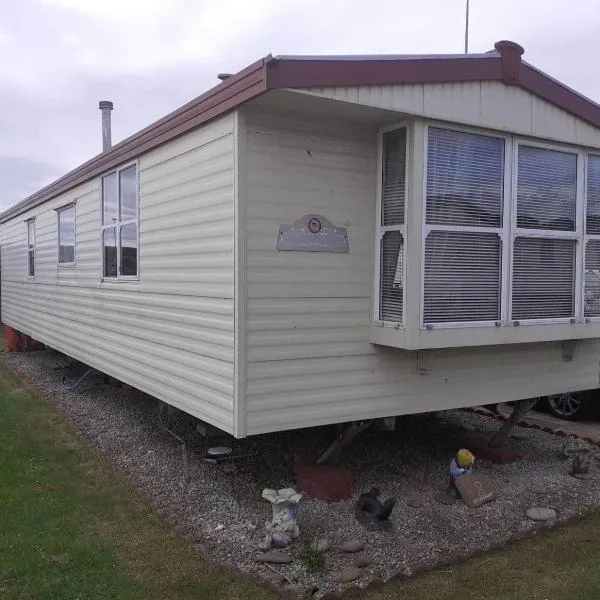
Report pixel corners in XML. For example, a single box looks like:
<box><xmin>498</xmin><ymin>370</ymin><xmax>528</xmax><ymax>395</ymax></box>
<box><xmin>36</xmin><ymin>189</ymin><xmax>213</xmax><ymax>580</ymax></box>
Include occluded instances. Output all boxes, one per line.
<box><xmin>277</xmin><ymin>214</ymin><xmax>349</xmax><ymax>253</ymax></box>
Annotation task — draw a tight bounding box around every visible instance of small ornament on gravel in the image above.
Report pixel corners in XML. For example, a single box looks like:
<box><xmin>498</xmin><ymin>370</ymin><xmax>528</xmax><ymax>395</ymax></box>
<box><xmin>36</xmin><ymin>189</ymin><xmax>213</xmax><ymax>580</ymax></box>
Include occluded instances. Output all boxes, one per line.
<box><xmin>339</xmin><ymin>567</ymin><xmax>362</xmax><ymax>582</ymax></box>
<box><xmin>526</xmin><ymin>507</ymin><xmax>556</xmax><ymax>522</ymax></box>
<box><xmin>338</xmin><ymin>540</ymin><xmax>364</xmax><ymax>553</ymax></box>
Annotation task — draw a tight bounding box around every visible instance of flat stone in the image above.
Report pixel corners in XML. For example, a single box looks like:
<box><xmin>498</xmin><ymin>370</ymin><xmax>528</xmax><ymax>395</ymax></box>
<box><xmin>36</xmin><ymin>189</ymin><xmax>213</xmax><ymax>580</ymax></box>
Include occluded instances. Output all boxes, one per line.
<box><xmin>511</xmin><ymin>430</ymin><xmax>529</xmax><ymax>440</ymax></box>
<box><xmin>573</xmin><ymin>473</ymin><xmax>595</xmax><ymax>480</ymax></box>
<box><xmin>312</xmin><ymin>538</ymin><xmax>331</xmax><ymax>552</ymax></box>
<box><xmin>338</xmin><ymin>540</ymin><xmax>364</xmax><ymax>553</ymax></box>
<box><xmin>339</xmin><ymin>567</ymin><xmax>362</xmax><ymax>583</ymax></box>
<box><xmin>528</xmin><ymin>485</ymin><xmax>547</xmax><ymax>495</ymax></box>
<box><xmin>353</xmin><ymin>553</ymin><xmax>374</xmax><ymax>568</ymax></box>
<box><xmin>255</xmin><ymin>551</ymin><xmax>292</xmax><ymax>564</ymax></box>
<box><xmin>526</xmin><ymin>507</ymin><xmax>556</xmax><ymax>522</ymax></box>
<box><xmin>407</xmin><ymin>497</ymin><xmax>424</xmax><ymax>508</ymax></box>
<box><xmin>461</xmin><ymin>423</ymin><xmax>476</xmax><ymax>432</ymax></box>
<box><xmin>434</xmin><ymin>492</ymin><xmax>457</xmax><ymax>506</ymax></box>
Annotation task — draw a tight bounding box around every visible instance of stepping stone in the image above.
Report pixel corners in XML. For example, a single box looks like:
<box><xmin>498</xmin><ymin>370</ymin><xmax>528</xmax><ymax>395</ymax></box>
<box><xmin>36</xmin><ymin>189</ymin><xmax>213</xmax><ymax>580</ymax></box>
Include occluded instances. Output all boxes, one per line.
<box><xmin>526</xmin><ymin>507</ymin><xmax>556</xmax><ymax>522</ymax></box>
<box><xmin>339</xmin><ymin>567</ymin><xmax>362</xmax><ymax>582</ymax></box>
<box><xmin>573</xmin><ymin>473</ymin><xmax>595</xmax><ymax>480</ymax></box>
<box><xmin>528</xmin><ymin>485</ymin><xmax>546</xmax><ymax>495</ymax></box>
<box><xmin>255</xmin><ymin>551</ymin><xmax>292</xmax><ymax>564</ymax></box>
<box><xmin>353</xmin><ymin>553</ymin><xmax>374</xmax><ymax>568</ymax></box>
<box><xmin>338</xmin><ymin>540</ymin><xmax>364</xmax><ymax>553</ymax></box>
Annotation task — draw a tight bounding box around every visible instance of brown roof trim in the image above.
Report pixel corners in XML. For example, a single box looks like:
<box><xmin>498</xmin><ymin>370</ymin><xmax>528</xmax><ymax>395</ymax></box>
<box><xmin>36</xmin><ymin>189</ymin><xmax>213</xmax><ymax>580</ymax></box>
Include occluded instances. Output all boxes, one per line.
<box><xmin>266</xmin><ymin>54</ymin><xmax>504</xmax><ymax>89</ymax></box>
<box><xmin>1</xmin><ymin>56</ymin><xmax>270</xmax><ymax>223</ymax></box>
<box><xmin>4</xmin><ymin>40</ymin><xmax>600</xmax><ymax>223</ymax></box>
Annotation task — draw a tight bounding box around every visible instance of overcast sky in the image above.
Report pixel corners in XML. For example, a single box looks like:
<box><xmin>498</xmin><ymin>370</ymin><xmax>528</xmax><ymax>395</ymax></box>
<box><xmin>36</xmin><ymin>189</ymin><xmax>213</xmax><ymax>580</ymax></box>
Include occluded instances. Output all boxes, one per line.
<box><xmin>1</xmin><ymin>0</ymin><xmax>599</xmax><ymax>210</ymax></box>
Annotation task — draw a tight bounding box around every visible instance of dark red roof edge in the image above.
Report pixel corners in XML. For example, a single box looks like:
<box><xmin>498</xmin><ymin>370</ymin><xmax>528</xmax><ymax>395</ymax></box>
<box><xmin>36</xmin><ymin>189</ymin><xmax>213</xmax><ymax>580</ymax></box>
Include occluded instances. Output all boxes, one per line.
<box><xmin>4</xmin><ymin>40</ymin><xmax>600</xmax><ymax>222</ymax></box>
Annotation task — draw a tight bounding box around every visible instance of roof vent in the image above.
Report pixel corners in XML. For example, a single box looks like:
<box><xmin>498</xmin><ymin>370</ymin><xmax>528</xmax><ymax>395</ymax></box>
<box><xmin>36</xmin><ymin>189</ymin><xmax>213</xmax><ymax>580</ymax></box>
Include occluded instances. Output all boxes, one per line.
<box><xmin>217</xmin><ymin>73</ymin><xmax>233</xmax><ymax>81</ymax></box>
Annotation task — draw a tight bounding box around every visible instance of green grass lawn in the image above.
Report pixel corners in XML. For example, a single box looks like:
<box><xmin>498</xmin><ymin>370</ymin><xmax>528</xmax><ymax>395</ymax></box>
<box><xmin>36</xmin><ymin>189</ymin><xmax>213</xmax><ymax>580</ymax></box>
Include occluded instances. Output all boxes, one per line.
<box><xmin>2</xmin><ymin>359</ymin><xmax>600</xmax><ymax>600</ymax></box>
<box><xmin>0</xmin><ymin>363</ymin><xmax>272</xmax><ymax>600</ymax></box>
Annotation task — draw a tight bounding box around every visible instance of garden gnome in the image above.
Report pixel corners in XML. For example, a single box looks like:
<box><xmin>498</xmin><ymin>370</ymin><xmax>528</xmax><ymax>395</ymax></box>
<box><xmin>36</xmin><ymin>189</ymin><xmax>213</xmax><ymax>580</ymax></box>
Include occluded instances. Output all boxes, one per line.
<box><xmin>262</xmin><ymin>488</ymin><xmax>302</xmax><ymax>549</ymax></box>
<box><xmin>449</xmin><ymin>448</ymin><xmax>475</xmax><ymax>498</ymax></box>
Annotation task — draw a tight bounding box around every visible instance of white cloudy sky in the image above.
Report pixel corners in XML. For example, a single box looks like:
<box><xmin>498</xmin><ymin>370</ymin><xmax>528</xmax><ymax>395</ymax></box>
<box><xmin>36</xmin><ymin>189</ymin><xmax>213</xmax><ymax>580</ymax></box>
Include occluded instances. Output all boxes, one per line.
<box><xmin>1</xmin><ymin>0</ymin><xmax>599</xmax><ymax>209</ymax></box>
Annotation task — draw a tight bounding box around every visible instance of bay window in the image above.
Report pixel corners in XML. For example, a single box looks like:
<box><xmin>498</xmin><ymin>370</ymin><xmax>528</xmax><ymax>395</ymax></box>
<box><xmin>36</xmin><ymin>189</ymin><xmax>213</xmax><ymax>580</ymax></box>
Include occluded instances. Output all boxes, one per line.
<box><xmin>375</xmin><ymin>121</ymin><xmax>600</xmax><ymax>341</ymax></box>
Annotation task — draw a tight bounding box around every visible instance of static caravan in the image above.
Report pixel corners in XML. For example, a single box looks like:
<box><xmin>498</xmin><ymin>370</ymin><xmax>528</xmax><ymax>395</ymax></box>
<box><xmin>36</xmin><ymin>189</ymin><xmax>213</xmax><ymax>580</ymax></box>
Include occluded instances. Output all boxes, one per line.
<box><xmin>3</xmin><ymin>40</ymin><xmax>600</xmax><ymax>438</ymax></box>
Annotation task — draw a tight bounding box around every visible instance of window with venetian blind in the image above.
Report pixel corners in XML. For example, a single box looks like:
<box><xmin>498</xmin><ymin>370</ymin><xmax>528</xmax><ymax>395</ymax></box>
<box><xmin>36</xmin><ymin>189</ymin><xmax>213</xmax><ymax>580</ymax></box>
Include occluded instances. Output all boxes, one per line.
<box><xmin>423</xmin><ymin>127</ymin><xmax>505</xmax><ymax>325</ymax></box>
<box><xmin>511</xmin><ymin>146</ymin><xmax>578</xmax><ymax>321</ymax></box>
<box><xmin>378</xmin><ymin>128</ymin><xmax>406</xmax><ymax>323</ymax></box>
<box><xmin>585</xmin><ymin>155</ymin><xmax>600</xmax><ymax>318</ymax></box>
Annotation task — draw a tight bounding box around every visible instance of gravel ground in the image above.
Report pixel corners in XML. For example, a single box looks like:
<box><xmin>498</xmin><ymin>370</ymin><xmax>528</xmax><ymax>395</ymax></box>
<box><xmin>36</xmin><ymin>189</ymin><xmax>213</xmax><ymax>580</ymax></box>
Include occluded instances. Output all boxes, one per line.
<box><xmin>6</xmin><ymin>349</ymin><xmax>600</xmax><ymax>598</ymax></box>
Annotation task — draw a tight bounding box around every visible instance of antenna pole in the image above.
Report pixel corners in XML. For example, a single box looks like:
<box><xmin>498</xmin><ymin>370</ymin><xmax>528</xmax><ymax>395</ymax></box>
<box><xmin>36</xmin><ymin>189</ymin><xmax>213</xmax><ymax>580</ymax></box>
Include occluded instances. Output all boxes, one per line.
<box><xmin>464</xmin><ymin>0</ymin><xmax>470</xmax><ymax>53</ymax></box>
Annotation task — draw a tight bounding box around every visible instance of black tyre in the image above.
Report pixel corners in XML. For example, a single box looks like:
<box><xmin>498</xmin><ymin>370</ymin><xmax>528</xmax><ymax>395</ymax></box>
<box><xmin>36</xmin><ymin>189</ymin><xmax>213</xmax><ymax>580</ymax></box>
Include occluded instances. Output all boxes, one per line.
<box><xmin>544</xmin><ymin>390</ymin><xmax>594</xmax><ymax>421</ymax></box>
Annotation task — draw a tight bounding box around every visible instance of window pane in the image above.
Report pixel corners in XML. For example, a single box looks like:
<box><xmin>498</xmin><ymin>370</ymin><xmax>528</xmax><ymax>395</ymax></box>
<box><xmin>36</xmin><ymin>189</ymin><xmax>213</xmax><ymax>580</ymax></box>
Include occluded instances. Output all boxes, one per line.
<box><xmin>103</xmin><ymin>173</ymin><xmax>118</xmax><ymax>226</ymax></box>
<box><xmin>28</xmin><ymin>250</ymin><xmax>34</xmax><ymax>277</ymax></box>
<box><xmin>512</xmin><ymin>237</ymin><xmax>575</xmax><ymax>319</ymax></box>
<box><xmin>426</xmin><ymin>128</ymin><xmax>504</xmax><ymax>227</ymax></box>
<box><xmin>423</xmin><ymin>231</ymin><xmax>501</xmax><ymax>324</ymax></box>
<box><xmin>517</xmin><ymin>146</ymin><xmax>577</xmax><ymax>231</ymax></box>
<box><xmin>103</xmin><ymin>227</ymin><xmax>117</xmax><ymax>277</ymax></box>
<box><xmin>380</xmin><ymin>231</ymin><xmax>403</xmax><ymax>322</ymax></box>
<box><xmin>27</xmin><ymin>220</ymin><xmax>35</xmax><ymax>246</ymax></box>
<box><xmin>587</xmin><ymin>155</ymin><xmax>600</xmax><ymax>235</ymax></box>
<box><xmin>58</xmin><ymin>206</ymin><xmax>75</xmax><ymax>263</ymax></box>
<box><xmin>120</xmin><ymin>223</ymin><xmax>137</xmax><ymax>277</ymax></box>
<box><xmin>381</xmin><ymin>129</ymin><xmax>406</xmax><ymax>226</ymax></box>
<box><xmin>119</xmin><ymin>165</ymin><xmax>137</xmax><ymax>222</ymax></box>
<box><xmin>585</xmin><ymin>240</ymin><xmax>600</xmax><ymax>317</ymax></box>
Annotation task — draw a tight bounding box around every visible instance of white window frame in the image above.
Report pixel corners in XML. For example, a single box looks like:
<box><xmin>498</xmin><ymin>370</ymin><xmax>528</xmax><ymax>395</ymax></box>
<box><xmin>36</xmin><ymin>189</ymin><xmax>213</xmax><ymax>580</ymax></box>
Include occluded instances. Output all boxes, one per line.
<box><xmin>419</xmin><ymin>122</ymin><xmax>512</xmax><ymax>330</ymax></box>
<box><xmin>373</xmin><ymin>121</ymin><xmax>409</xmax><ymax>326</ymax></box>
<box><xmin>26</xmin><ymin>218</ymin><xmax>35</xmax><ymax>278</ymax></box>
<box><xmin>100</xmin><ymin>161</ymin><xmax>139</xmax><ymax>282</ymax></box>
<box><xmin>56</xmin><ymin>202</ymin><xmax>76</xmax><ymax>266</ymax></box>
<box><xmin>510</xmin><ymin>139</ymin><xmax>584</xmax><ymax>325</ymax></box>
<box><xmin>584</xmin><ymin>153</ymin><xmax>600</xmax><ymax>323</ymax></box>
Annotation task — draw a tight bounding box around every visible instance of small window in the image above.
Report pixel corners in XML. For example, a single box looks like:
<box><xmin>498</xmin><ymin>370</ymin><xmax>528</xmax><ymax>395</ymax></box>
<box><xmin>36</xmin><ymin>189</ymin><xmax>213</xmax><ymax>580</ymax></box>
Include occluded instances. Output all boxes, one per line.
<box><xmin>585</xmin><ymin>155</ymin><xmax>600</xmax><ymax>317</ymax></box>
<box><xmin>27</xmin><ymin>219</ymin><xmax>35</xmax><ymax>277</ymax></box>
<box><xmin>378</xmin><ymin>128</ymin><xmax>407</xmax><ymax>323</ymax></box>
<box><xmin>101</xmin><ymin>164</ymin><xmax>138</xmax><ymax>279</ymax></box>
<box><xmin>57</xmin><ymin>205</ymin><xmax>75</xmax><ymax>264</ymax></box>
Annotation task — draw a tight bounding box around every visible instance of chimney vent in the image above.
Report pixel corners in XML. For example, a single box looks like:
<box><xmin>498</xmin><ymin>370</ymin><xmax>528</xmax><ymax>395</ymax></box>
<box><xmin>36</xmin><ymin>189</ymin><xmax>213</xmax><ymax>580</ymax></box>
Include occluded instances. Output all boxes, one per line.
<box><xmin>98</xmin><ymin>100</ymin><xmax>114</xmax><ymax>152</ymax></box>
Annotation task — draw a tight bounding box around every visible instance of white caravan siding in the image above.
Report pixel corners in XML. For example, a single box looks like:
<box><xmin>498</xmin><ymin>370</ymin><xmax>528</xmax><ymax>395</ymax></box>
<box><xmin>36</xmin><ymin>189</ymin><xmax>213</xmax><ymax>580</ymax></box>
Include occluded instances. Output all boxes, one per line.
<box><xmin>300</xmin><ymin>81</ymin><xmax>600</xmax><ymax>148</ymax></box>
<box><xmin>241</xmin><ymin>107</ymin><xmax>600</xmax><ymax>435</ymax></box>
<box><xmin>1</xmin><ymin>114</ymin><xmax>237</xmax><ymax>433</ymax></box>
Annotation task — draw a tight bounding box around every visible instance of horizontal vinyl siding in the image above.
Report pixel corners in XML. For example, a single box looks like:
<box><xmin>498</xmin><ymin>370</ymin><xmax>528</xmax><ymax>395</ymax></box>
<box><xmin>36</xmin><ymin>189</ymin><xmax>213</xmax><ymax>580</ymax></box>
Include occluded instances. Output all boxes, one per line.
<box><xmin>242</xmin><ymin>108</ymin><xmax>600</xmax><ymax>435</ymax></box>
<box><xmin>299</xmin><ymin>82</ymin><xmax>600</xmax><ymax>148</ymax></box>
<box><xmin>1</xmin><ymin>114</ymin><xmax>236</xmax><ymax>433</ymax></box>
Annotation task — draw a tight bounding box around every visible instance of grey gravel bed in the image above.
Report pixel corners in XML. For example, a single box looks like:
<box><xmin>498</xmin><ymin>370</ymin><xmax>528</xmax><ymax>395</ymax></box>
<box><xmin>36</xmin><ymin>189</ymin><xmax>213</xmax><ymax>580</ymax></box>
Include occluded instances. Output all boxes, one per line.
<box><xmin>6</xmin><ymin>349</ymin><xmax>600</xmax><ymax>598</ymax></box>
